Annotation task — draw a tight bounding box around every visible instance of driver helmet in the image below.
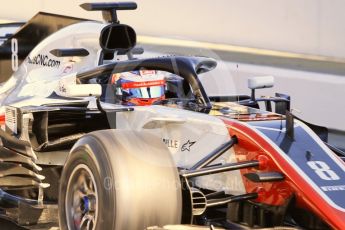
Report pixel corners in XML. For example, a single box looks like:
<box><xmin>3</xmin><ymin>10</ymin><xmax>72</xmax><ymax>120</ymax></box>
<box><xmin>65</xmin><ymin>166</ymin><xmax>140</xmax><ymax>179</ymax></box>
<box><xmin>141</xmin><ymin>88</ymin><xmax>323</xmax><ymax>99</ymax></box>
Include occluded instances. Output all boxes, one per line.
<box><xmin>110</xmin><ymin>70</ymin><xmax>166</xmax><ymax>106</ymax></box>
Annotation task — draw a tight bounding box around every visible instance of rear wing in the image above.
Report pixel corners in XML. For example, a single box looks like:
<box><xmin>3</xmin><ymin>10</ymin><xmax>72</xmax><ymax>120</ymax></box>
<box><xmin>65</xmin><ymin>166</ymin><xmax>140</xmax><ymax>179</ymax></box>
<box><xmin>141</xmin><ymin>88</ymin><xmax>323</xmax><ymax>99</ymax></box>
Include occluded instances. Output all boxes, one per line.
<box><xmin>0</xmin><ymin>12</ymin><xmax>88</xmax><ymax>83</ymax></box>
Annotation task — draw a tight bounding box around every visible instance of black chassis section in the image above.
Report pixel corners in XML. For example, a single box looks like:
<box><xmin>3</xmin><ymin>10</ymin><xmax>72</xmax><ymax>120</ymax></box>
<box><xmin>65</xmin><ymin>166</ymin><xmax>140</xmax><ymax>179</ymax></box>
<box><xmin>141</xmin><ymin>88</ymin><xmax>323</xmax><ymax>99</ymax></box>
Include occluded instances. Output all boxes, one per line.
<box><xmin>0</xmin><ymin>103</ymin><xmax>106</xmax><ymax>194</ymax></box>
<box><xmin>0</xmin><ymin>96</ymin><xmax>141</xmax><ymax>226</ymax></box>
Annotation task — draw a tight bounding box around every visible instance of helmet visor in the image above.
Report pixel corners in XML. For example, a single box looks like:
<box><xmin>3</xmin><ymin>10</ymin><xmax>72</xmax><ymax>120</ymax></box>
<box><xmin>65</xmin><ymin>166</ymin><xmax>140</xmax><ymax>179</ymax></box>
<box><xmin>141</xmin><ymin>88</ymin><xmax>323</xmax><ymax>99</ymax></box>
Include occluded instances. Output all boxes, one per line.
<box><xmin>126</xmin><ymin>86</ymin><xmax>165</xmax><ymax>99</ymax></box>
<box><xmin>121</xmin><ymin>79</ymin><xmax>165</xmax><ymax>99</ymax></box>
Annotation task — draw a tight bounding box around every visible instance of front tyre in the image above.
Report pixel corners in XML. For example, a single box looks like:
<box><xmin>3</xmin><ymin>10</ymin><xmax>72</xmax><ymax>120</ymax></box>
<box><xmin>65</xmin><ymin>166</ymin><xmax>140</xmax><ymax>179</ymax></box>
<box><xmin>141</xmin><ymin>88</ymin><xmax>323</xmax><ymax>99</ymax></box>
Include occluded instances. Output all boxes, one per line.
<box><xmin>59</xmin><ymin>130</ymin><xmax>182</xmax><ymax>230</ymax></box>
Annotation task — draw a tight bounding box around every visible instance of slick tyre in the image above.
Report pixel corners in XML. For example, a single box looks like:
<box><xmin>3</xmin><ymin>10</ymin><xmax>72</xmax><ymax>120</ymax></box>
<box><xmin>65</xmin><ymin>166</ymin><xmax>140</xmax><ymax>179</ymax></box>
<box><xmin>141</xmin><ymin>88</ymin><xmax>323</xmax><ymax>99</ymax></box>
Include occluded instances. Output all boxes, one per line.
<box><xmin>59</xmin><ymin>130</ymin><xmax>182</xmax><ymax>230</ymax></box>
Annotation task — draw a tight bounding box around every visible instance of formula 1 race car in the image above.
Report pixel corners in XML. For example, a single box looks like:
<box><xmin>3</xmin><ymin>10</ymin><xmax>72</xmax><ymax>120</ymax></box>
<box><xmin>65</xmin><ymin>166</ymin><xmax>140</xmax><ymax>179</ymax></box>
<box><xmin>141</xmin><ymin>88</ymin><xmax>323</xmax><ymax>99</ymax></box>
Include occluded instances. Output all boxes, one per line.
<box><xmin>0</xmin><ymin>2</ymin><xmax>345</xmax><ymax>230</ymax></box>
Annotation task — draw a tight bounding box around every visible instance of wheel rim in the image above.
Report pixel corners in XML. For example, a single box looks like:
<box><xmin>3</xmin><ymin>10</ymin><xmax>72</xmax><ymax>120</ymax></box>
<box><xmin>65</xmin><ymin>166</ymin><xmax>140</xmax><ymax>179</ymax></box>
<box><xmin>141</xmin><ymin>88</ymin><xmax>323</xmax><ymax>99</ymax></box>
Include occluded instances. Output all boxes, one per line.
<box><xmin>65</xmin><ymin>164</ymin><xmax>98</xmax><ymax>230</ymax></box>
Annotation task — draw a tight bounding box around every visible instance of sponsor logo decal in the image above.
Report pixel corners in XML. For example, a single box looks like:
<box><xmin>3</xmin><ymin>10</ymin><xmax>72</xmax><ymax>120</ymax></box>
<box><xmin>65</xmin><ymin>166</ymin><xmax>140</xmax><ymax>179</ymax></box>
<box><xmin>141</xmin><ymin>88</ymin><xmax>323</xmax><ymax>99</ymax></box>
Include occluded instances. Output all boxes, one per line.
<box><xmin>122</xmin><ymin>80</ymin><xmax>165</xmax><ymax>89</ymax></box>
<box><xmin>139</xmin><ymin>70</ymin><xmax>156</xmax><ymax>75</ymax></box>
<box><xmin>163</xmin><ymin>138</ymin><xmax>179</xmax><ymax>149</ymax></box>
<box><xmin>181</xmin><ymin>140</ymin><xmax>196</xmax><ymax>152</ymax></box>
<box><xmin>321</xmin><ymin>185</ymin><xmax>345</xmax><ymax>192</ymax></box>
<box><xmin>27</xmin><ymin>54</ymin><xmax>61</xmax><ymax>68</ymax></box>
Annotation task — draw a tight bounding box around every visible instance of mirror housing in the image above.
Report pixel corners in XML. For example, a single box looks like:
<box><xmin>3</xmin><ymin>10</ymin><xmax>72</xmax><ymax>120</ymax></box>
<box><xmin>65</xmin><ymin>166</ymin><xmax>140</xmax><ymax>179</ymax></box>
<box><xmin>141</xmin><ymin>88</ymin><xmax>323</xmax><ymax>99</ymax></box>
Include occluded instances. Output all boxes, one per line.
<box><xmin>57</xmin><ymin>74</ymin><xmax>102</xmax><ymax>98</ymax></box>
<box><xmin>100</xmin><ymin>24</ymin><xmax>136</xmax><ymax>53</ymax></box>
<box><xmin>248</xmin><ymin>76</ymin><xmax>274</xmax><ymax>90</ymax></box>
<box><xmin>248</xmin><ymin>76</ymin><xmax>274</xmax><ymax>102</ymax></box>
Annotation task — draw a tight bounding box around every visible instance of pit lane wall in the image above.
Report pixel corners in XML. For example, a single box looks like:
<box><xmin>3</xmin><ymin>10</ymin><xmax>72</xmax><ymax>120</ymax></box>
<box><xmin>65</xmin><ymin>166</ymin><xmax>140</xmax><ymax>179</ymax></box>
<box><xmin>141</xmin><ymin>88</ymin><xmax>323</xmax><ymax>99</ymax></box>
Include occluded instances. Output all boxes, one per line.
<box><xmin>1</xmin><ymin>0</ymin><xmax>345</xmax><ymax>59</ymax></box>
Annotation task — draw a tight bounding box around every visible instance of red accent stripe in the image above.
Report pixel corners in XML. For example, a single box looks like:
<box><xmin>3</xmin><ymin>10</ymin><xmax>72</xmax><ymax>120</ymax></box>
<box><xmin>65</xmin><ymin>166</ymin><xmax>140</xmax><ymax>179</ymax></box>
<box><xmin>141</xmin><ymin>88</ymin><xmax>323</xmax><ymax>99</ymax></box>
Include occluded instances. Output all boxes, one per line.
<box><xmin>221</xmin><ymin>118</ymin><xmax>345</xmax><ymax>229</ymax></box>
<box><xmin>127</xmin><ymin>95</ymin><xmax>165</xmax><ymax>106</ymax></box>
<box><xmin>140</xmin><ymin>70</ymin><xmax>156</xmax><ymax>75</ymax></box>
<box><xmin>0</xmin><ymin>114</ymin><xmax>4</xmax><ymax>125</ymax></box>
<box><xmin>122</xmin><ymin>80</ymin><xmax>165</xmax><ymax>89</ymax></box>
